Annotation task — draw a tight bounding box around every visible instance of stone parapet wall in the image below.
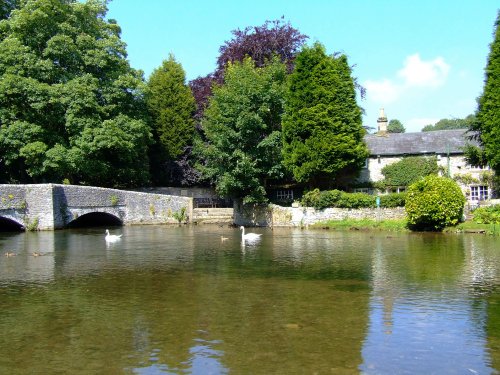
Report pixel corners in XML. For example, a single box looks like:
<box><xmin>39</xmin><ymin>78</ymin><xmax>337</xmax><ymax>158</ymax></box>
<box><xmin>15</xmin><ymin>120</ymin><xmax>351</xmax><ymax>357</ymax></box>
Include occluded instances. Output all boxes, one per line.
<box><xmin>0</xmin><ymin>184</ymin><xmax>28</xmax><ymax>210</ymax></box>
<box><xmin>121</xmin><ymin>189</ymin><xmax>192</xmax><ymax>225</ymax></box>
<box><xmin>234</xmin><ymin>203</ymin><xmax>406</xmax><ymax>227</ymax></box>
<box><xmin>0</xmin><ymin>184</ymin><xmax>55</xmax><ymax>230</ymax></box>
<box><xmin>0</xmin><ymin>184</ymin><xmax>193</xmax><ymax>230</ymax></box>
<box><xmin>58</xmin><ymin>184</ymin><xmax>193</xmax><ymax>227</ymax></box>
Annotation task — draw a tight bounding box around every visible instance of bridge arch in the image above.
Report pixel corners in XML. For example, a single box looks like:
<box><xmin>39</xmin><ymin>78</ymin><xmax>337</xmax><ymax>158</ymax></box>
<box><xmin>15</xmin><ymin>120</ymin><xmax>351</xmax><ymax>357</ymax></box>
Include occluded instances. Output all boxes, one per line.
<box><xmin>0</xmin><ymin>216</ymin><xmax>25</xmax><ymax>232</ymax></box>
<box><xmin>67</xmin><ymin>212</ymin><xmax>123</xmax><ymax>228</ymax></box>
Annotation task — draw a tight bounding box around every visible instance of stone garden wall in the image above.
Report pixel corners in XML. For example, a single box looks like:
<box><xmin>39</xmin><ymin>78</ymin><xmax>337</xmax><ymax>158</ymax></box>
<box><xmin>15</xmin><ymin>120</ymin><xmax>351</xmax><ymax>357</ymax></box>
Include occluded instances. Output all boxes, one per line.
<box><xmin>234</xmin><ymin>202</ymin><xmax>406</xmax><ymax>227</ymax></box>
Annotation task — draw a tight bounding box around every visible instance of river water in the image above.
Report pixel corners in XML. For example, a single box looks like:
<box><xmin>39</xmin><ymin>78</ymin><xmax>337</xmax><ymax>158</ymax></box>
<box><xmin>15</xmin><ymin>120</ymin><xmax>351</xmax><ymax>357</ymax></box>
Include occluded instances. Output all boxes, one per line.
<box><xmin>1</xmin><ymin>225</ymin><xmax>499</xmax><ymax>374</ymax></box>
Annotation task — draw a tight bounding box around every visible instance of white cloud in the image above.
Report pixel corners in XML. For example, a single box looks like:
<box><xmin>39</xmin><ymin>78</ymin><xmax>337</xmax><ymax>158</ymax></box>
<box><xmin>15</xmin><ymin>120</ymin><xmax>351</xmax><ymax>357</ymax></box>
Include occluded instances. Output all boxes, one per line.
<box><xmin>364</xmin><ymin>78</ymin><xmax>401</xmax><ymax>103</ymax></box>
<box><xmin>397</xmin><ymin>54</ymin><xmax>450</xmax><ymax>88</ymax></box>
<box><xmin>363</xmin><ymin>53</ymin><xmax>450</xmax><ymax>105</ymax></box>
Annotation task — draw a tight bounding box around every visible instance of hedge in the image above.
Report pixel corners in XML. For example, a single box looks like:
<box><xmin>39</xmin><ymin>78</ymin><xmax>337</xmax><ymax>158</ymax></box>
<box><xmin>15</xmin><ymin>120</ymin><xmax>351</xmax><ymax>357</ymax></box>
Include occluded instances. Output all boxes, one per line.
<box><xmin>301</xmin><ymin>188</ymin><xmax>406</xmax><ymax>210</ymax></box>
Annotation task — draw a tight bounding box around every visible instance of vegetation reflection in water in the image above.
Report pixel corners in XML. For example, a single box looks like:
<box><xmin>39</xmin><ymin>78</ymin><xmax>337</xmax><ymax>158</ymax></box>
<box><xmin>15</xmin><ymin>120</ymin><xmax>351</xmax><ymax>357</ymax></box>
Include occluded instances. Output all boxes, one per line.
<box><xmin>0</xmin><ymin>226</ymin><xmax>499</xmax><ymax>374</ymax></box>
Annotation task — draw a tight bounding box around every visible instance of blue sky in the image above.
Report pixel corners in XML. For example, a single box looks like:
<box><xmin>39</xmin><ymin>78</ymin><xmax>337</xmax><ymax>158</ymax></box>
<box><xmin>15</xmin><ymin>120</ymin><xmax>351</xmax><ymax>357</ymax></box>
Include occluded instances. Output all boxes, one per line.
<box><xmin>106</xmin><ymin>1</ymin><xmax>498</xmax><ymax>133</ymax></box>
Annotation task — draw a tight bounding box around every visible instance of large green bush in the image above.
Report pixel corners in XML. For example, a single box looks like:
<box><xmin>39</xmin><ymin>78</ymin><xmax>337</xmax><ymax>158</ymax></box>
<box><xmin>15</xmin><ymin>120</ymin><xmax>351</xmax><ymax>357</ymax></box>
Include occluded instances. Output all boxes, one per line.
<box><xmin>405</xmin><ymin>175</ymin><xmax>465</xmax><ymax>231</ymax></box>
<box><xmin>301</xmin><ymin>188</ymin><xmax>406</xmax><ymax>210</ymax></box>
<box><xmin>472</xmin><ymin>204</ymin><xmax>500</xmax><ymax>224</ymax></box>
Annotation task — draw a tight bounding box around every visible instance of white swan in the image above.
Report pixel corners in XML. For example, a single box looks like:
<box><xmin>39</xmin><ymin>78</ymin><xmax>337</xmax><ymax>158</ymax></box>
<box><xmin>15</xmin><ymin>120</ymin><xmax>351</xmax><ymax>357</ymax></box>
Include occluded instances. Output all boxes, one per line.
<box><xmin>105</xmin><ymin>229</ymin><xmax>122</xmax><ymax>242</ymax></box>
<box><xmin>240</xmin><ymin>226</ymin><xmax>262</xmax><ymax>241</ymax></box>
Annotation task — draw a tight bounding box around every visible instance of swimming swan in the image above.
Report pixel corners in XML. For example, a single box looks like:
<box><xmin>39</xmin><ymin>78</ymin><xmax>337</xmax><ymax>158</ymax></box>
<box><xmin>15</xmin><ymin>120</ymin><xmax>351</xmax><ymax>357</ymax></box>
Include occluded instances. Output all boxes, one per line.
<box><xmin>105</xmin><ymin>229</ymin><xmax>122</xmax><ymax>242</ymax></box>
<box><xmin>240</xmin><ymin>226</ymin><xmax>262</xmax><ymax>241</ymax></box>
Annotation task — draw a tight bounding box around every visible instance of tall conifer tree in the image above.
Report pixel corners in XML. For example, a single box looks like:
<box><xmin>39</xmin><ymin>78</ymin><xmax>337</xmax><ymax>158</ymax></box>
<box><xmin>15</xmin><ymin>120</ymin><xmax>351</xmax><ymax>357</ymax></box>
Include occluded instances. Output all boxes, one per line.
<box><xmin>469</xmin><ymin>11</ymin><xmax>500</xmax><ymax>174</ymax></box>
<box><xmin>146</xmin><ymin>55</ymin><xmax>196</xmax><ymax>185</ymax></box>
<box><xmin>282</xmin><ymin>42</ymin><xmax>368</xmax><ymax>189</ymax></box>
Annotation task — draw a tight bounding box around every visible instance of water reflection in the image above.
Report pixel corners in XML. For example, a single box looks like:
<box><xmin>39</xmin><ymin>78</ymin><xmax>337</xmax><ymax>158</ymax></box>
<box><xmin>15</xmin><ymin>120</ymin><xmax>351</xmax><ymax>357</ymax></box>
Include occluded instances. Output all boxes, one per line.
<box><xmin>361</xmin><ymin>233</ymin><xmax>500</xmax><ymax>374</ymax></box>
<box><xmin>0</xmin><ymin>227</ymin><xmax>499</xmax><ymax>374</ymax></box>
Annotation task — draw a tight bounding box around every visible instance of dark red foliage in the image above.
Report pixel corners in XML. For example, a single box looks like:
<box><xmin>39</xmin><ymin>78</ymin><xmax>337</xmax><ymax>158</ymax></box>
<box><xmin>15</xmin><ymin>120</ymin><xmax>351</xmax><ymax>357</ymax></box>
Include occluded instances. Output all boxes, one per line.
<box><xmin>217</xmin><ymin>18</ymin><xmax>308</xmax><ymax>73</ymax></box>
<box><xmin>189</xmin><ymin>73</ymin><xmax>219</xmax><ymax>122</ymax></box>
<box><xmin>189</xmin><ymin>18</ymin><xmax>308</xmax><ymax>121</ymax></box>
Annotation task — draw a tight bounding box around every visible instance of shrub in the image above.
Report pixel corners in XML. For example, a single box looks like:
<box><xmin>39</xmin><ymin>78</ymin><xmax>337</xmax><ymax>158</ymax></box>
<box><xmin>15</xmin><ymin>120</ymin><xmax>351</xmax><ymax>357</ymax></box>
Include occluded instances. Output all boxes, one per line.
<box><xmin>472</xmin><ymin>204</ymin><xmax>500</xmax><ymax>224</ymax></box>
<box><xmin>301</xmin><ymin>189</ymin><xmax>405</xmax><ymax>210</ymax></box>
<box><xmin>380</xmin><ymin>192</ymin><xmax>406</xmax><ymax>208</ymax></box>
<box><xmin>337</xmin><ymin>192</ymin><xmax>375</xmax><ymax>208</ymax></box>
<box><xmin>173</xmin><ymin>206</ymin><xmax>187</xmax><ymax>223</ymax></box>
<box><xmin>405</xmin><ymin>175</ymin><xmax>465</xmax><ymax>231</ymax></box>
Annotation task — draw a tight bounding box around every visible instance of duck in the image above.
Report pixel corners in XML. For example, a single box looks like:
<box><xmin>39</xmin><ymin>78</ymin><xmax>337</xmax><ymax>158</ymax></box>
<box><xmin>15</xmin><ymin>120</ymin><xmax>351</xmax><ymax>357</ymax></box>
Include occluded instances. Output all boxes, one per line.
<box><xmin>240</xmin><ymin>226</ymin><xmax>262</xmax><ymax>241</ymax></box>
<box><xmin>105</xmin><ymin>229</ymin><xmax>122</xmax><ymax>242</ymax></box>
<box><xmin>31</xmin><ymin>252</ymin><xmax>41</xmax><ymax>257</ymax></box>
<box><xmin>4</xmin><ymin>251</ymin><xmax>16</xmax><ymax>257</ymax></box>
<box><xmin>221</xmin><ymin>235</ymin><xmax>229</xmax><ymax>242</ymax></box>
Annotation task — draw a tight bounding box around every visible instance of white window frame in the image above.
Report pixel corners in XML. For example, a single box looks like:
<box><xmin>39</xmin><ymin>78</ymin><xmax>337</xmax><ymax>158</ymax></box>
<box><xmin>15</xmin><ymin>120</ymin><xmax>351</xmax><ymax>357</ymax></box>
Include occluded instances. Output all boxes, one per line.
<box><xmin>470</xmin><ymin>185</ymin><xmax>489</xmax><ymax>201</ymax></box>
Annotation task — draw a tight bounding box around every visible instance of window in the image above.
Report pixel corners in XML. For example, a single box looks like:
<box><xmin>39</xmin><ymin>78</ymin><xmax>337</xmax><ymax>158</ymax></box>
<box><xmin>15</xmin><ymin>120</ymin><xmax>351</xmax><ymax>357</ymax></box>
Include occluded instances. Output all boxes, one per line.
<box><xmin>387</xmin><ymin>186</ymin><xmax>405</xmax><ymax>194</ymax></box>
<box><xmin>276</xmin><ymin>189</ymin><xmax>293</xmax><ymax>201</ymax></box>
<box><xmin>362</xmin><ymin>159</ymin><xmax>368</xmax><ymax>169</ymax></box>
<box><xmin>469</xmin><ymin>164</ymin><xmax>489</xmax><ymax>170</ymax></box>
<box><xmin>470</xmin><ymin>185</ymin><xmax>489</xmax><ymax>201</ymax></box>
<box><xmin>353</xmin><ymin>188</ymin><xmax>370</xmax><ymax>194</ymax></box>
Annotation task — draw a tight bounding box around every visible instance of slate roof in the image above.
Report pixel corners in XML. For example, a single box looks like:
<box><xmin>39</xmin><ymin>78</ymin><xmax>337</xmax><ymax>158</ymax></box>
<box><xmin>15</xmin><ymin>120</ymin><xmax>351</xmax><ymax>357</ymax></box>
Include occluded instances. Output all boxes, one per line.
<box><xmin>364</xmin><ymin>129</ymin><xmax>478</xmax><ymax>156</ymax></box>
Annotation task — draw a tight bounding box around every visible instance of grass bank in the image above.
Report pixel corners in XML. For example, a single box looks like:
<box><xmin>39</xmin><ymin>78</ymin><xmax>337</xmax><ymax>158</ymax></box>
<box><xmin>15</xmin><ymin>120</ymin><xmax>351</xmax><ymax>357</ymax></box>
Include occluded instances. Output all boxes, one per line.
<box><xmin>310</xmin><ymin>218</ymin><xmax>409</xmax><ymax>232</ymax></box>
<box><xmin>444</xmin><ymin>221</ymin><xmax>500</xmax><ymax>236</ymax></box>
<box><xmin>311</xmin><ymin>218</ymin><xmax>499</xmax><ymax>236</ymax></box>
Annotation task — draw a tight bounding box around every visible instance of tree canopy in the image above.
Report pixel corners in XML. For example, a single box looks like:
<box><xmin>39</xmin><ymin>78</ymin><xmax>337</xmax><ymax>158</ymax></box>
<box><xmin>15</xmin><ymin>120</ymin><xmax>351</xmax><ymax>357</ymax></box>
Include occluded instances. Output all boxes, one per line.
<box><xmin>216</xmin><ymin>18</ymin><xmax>308</xmax><ymax>74</ymax></box>
<box><xmin>422</xmin><ymin>115</ymin><xmax>474</xmax><ymax>132</ymax></box>
<box><xmin>189</xmin><ymin>18</ymin><xmax>307</xmax><ymax>119</ymax></box>
<box><xmin>195</xmin><ymin>57</ymin><xmax>287</xmax><ymax>203</ymax></box>
<box><xmin>467</xmin><ymin>11</ymin><xmax>500</xmax><ymax>174</ymax></box>
<box><xmin>387</xmin><ymin>119</ymin><xmax>405</xmax><ymax>133</ymax></box>
<box><xmin>281</xmin><ymin>42</ymin><xmax>369</xmax><ymax>189</ymax></box>
<box><xmin>146</xmin><ymin>55</ymin><xmax>196</xmax><ymax>185</ymax></box>
<box><xmin>0</xmin><ymin>0</ymin><xmax>151</xmax><ymax>187</ymax></box>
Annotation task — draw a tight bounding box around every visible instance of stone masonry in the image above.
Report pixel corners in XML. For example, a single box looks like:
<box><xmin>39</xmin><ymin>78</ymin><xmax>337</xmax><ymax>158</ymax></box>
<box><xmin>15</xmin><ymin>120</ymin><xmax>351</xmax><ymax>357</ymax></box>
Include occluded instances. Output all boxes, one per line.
<box><xmin>0</xmin><ymin>184</ymin><xmax>193</xmax><ymax>230</ymax></box>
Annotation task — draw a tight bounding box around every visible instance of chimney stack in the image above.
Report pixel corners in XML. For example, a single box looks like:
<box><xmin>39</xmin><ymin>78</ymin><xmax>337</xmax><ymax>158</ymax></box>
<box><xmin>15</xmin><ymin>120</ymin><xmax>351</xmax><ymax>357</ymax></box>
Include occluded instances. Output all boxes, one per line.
<box><xmin>377</xmin><ymin>108</ymin><xmax>388</xmax><ymax>133</ymax></box>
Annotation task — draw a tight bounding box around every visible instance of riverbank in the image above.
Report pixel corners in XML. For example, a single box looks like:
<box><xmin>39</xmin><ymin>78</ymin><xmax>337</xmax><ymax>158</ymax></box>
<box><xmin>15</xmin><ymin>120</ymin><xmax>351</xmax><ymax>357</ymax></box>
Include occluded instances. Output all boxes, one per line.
<box><xmin>310</xmin><ymin>218</ymin><xmax>500</xmax><ymax>236</ymax></box>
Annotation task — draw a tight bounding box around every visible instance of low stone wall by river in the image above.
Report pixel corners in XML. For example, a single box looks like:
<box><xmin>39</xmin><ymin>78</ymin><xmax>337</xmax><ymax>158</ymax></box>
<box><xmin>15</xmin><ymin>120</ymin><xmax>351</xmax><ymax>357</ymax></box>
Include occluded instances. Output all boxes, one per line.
<box><xmin>192</xmin><ymin>208</ymin><xmax>233</xmax><ymax>224</ymax></box>
<box><xmin>234</xmin><ymin>203</ymin><xmax>406</xmax><ymax>227</ymax></box>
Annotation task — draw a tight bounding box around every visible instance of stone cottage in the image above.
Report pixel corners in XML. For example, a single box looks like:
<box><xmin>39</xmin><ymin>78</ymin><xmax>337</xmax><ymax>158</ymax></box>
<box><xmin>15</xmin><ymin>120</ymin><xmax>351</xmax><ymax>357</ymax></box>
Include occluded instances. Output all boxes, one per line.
<box><xmin>356</xmin><ymin>109</ymin><xmax>495</xmax><ymax>204</ymax></box>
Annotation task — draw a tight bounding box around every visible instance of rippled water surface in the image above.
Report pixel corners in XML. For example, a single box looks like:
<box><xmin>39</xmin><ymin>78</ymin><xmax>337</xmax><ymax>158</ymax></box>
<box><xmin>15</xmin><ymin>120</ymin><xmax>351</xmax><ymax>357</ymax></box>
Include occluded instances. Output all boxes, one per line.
<box><xmin>1</xmin><ymin>226</ymin><xmax>499</xmax><ymax>374</ymax></box>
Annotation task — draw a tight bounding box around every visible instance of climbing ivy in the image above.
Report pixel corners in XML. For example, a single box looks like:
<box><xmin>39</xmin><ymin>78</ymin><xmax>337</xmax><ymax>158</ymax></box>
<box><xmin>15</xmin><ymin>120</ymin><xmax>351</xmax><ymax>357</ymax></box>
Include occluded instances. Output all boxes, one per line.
<box><xmin>380</xmin><ymin>156</ymin><xmax>438</xmax><ymax>188</ymax></box>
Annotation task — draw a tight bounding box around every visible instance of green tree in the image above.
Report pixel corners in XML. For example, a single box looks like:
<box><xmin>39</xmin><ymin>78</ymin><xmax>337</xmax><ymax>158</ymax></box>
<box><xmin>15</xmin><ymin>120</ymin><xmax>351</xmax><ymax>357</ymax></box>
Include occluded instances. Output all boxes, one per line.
<box><xmin>282</xmin><ymin>42</ymin><xmax>368</xmax><ymax>189</ymax></box>
<box><xmin>0</xmin><ymin>0</ymin><xmax>20</xmax><ymax>20</ymax></box>
<box><xmin>195</xmin><ymin>57</ymin><xmax>287</xmax><ymax>203</ymax></box>
<box><xmin>146</xmin><ymin>55</ymin><xmax>196</xmax><ymax>185</ymax></box>
<box><xmin>0</xmin><ymin>0</ymin><xmax>151</xmax><ymax>187</ymax></box>
<box><xmin>387</xmin><ymin>119</ymin><xmax>405</xmax><ymax>133</ymax></box>
<box><xmin>422</xmin><ymin>115</ymin><xmax>474</xmax><ymax>132</ymax></box>
<box><xmin>405</xmin><ymin>175</ymin><xmax>465</xmax><ymax>231</ymax></box>
<box><xmin>467</xmin><ymin>12</ymin><xmax>500</xmax><ymax>174</ymax></box>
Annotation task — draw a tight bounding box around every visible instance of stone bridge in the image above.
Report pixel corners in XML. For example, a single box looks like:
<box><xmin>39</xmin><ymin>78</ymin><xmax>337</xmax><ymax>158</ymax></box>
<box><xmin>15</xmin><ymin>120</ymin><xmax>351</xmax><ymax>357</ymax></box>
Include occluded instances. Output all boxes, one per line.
<box><xmin>0</xmin><ymin>184</ymin><xmax>193</xmax><ymax>230</ymax></box>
